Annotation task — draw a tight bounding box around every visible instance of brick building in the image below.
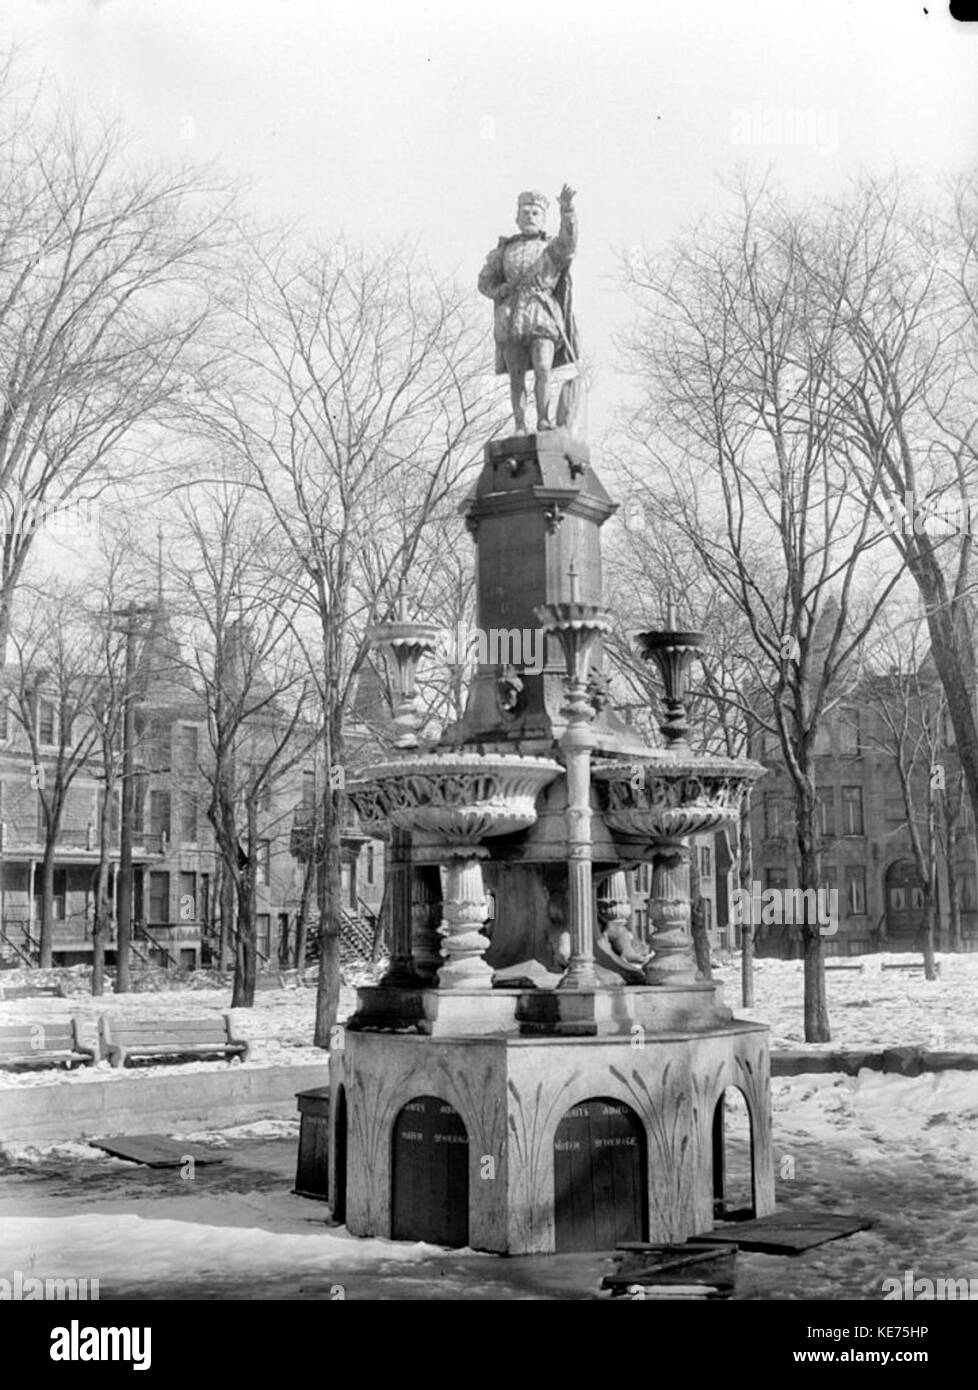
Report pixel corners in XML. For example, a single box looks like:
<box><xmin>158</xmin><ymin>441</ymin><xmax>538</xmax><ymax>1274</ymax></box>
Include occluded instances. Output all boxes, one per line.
<box><xmin>0</xmin><ymin>609</ymin><xmax>385</xmax><ymax>970</ymax></box>
<box><xmin>748</xmin><ymin>682</ymin><xmax>978</xmax><ymax>957</ymax></box>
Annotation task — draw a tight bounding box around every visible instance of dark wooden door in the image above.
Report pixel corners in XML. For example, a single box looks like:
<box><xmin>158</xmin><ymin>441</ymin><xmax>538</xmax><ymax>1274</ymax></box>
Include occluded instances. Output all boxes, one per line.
<box><xmin>554</xmin><ymin>1098</ymin><xmax>647</xmax><ymax>1253</ymax></box>
<box><xmin>391</xmin><ymin>1096</ymin><xmax>468</xmax><ymax>1248</ymax></box>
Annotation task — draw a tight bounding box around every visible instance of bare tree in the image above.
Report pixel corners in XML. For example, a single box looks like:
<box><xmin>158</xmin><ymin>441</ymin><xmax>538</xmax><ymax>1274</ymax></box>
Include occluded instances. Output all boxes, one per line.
<box><xmin>6</xmin><ymin>583</ymin><xmax>102</xmax><ymax>966</ymax></box>
<box><xmin>861</xmin><ymin>613</ymin><xmax>955</xmax><ymax>980</ymax></box>
<box><xmin>806</xmin><ymin>175</ymin><xmax>978</xmax><ymax>857</ymax></box>
<box><xmin>191</xmin><ymin>233</ymin><xmax>500</xmax><ymax>1045</ymax></box>
<box><xmin>168</xmin><ymin>483</ymin><xmax>318</xmax><ymax>1007</ymax></box>
<box><xmin>85</xmin><ymin>539</ymin><xmax>136</xmax><ymax>995</ymax></box>
<box><xmin>0</xmin><ymin>64</ymin><xmax>230</xmax><ymax>653</ymax></box>
<box><xmin>619</xmin><ymin>181</ymin><xmax>905</xmax><ymax>1041</ymax></box>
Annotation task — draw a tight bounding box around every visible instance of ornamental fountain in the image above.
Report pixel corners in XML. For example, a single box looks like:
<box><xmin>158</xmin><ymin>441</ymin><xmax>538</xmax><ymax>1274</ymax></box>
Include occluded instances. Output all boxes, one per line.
<box><xmin>328</xmin><ymin>187</ymin><xmax>773</xmax><ymax>1255</ymax></box>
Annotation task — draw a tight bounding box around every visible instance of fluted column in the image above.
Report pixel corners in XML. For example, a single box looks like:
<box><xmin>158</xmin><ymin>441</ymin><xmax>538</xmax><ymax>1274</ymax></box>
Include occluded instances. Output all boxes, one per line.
<box><xmin>645</xmin><ymin>838</ymin><xmax>698</xmax><ymax>984</ymax></box>
<box><xmin>411</xmin><ymin>864</ymin><xmax>443</xmax><ymax>984</ymax></box>
<box><xmin>437</xmin><ymin>853</ymin><xmax>493</xmax><ymax>990</ymax></box>
<box><xmin>561</xmin><ymin>721</ymin><xmax>599</xmax><ymax>989</ymax></box>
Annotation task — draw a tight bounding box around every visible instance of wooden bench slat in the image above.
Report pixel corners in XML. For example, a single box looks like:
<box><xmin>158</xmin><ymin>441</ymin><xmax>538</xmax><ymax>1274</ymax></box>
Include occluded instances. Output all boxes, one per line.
<box><xmin>98</xmin><ymin>1014</ymin><xmax>249</xmax><ymax>1069</ymax></box>
<box><xmin>0</xmin><ymin>1017</ymin><xmax>94</xmax><ymax>1070</ymax></box>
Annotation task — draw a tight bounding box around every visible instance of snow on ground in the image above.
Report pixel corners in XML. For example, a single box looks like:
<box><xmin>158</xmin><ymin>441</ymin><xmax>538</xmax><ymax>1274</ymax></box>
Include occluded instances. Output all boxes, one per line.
<box><xmin>0</xmin><ymin>1191</ymin><xmax>451</xmax><ymax>1286</ymax></box>
<box><xmin>1</xmin><ymin>1070</ymin><xmax>976</xmax><ymax>1299</ymax></box>
<box><xmin>1</xmin><ymin>954</ymin><xmax>977</xmax><ymax>1298</ymax></box>
<box><xmin>713</xmin><ymin>950</ymin><xmax>978</xmax><ymax>1052</ymax></box>
<box><xmin>0</xmin><ymin>969</ymin><xmax>362</xmax><ymax>1086</ymax></box>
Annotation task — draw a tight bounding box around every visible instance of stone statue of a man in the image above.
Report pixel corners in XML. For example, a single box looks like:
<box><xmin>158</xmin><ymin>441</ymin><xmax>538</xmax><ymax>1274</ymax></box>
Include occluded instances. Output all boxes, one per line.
<box><xmin>478</xmin><ymin>185</ymin><xmax>579</xmax><ymax>434</ymax></box>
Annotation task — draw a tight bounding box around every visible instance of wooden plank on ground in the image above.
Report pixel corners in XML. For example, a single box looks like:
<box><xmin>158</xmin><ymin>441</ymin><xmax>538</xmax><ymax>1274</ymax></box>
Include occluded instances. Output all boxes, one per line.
<box><xmin>701</xmin><ymin>1211</ymin><xmax>871</xmax><ymax>1254</ymax></box>
<box><xmin>603</xmin><ymin>1242</ymin><xmax>736</xmax><ymax>1297</ymax></box>
<box><xmin>89</xmin><ymin>1134</ymin><xmax>228</xmax><ymax>1167</ymax></box>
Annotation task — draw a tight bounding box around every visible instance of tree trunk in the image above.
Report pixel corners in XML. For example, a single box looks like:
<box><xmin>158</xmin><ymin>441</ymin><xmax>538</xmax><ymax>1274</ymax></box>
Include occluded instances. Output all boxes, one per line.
<box><xmin>739</xmin><ymin>794</ymin><xmax>755</xmax><ymax>1008</ymax></box>
<box><xmin>689</xmin><ymin>844</ymin><xmax>712</xmax><ymax>980</ymax></box>
<box><xmin>92</xmin><ymin>782</ymin><xmax>114</xmax><ymax>997</ymax></box>
<box><xmin>912</xmin><ymin>563</ymin><xmax>978</xmax><ymax>841</ymax></box>
<box><xmin>314</xmin><ymin>787</ymin><xmax>343</xmax><ymax>1049</ymax></box>
<box><xmin>943</xmin><ymin>771</ymin><xmax>963</xmax><ymax>951</ymax></box>
<box><xmin>219</xmin><ymin>866</ymin><xmax>235</xmax><ymax>974</ymax></box>
<box><xmin>924</xmin><ymin>788</ymin><xmax>938</xmax><ymax>981</ymax></box>
<box><xmin>232</xmin><ymin>802</ymin><xmax>258</xmax><ymax>1007</ymax></box>
<box><xmin>293</xmin><ymin>853</ymin><xmax>315</xmax><ymax>972</ymax></box>
<box><xmin>38</xmin><ymin>839</ymin><xmax>56</xmax><ymax>970</ymax></box>
<box><xmin>796</xmin><ymin>779</ymin><xmax>830</xmax><ymax>1043</ymax></box>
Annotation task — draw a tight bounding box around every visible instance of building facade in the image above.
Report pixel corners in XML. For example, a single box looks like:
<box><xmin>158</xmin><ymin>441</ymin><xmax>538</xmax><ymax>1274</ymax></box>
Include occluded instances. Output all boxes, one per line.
<box><xmin>0</xmin><ymin>627</ymin><xmax>385</xmax><ymax>971</ymax></box>
<box><xmin>748</xmin><ymin>692</ymin><xmax>978</xmax><ymax>956</ymax></box>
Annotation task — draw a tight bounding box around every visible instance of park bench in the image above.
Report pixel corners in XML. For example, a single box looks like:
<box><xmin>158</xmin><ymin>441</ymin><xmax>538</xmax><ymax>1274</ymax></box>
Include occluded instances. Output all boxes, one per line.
<box><xmin>825</xmin><ymin>961</ymin><xmax>865</xmax><ymax>972</ymax></box>
<box><xmin>0</xmin><ymin>982</ymin><xmax>67</xmax><ymax>1000</ymax></box>
<box><xmin>97</xmin><ymin>1014</ymin><xmax>249</xmax><ymax>1069</ymax></box>
<box><xmin>0</xmin><ymin>1019</ymin><xmax>94</xmax><ymax>1070</ymax></box>
<box><xmin>881</xmin><ymin>961</ymin><xmax>941</xmax><ymax>978</ymax></box>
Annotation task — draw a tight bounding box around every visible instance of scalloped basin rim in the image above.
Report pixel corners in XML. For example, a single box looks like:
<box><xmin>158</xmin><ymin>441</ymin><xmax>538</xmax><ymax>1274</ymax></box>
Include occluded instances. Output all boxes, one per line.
<box><xmin>592</xmin><ymin>756</ymin><xmax>765</xmax><ymax>779</ymax></box>
<box><xmin>349</xmin><ymin>754</ymin><xmax>564</xmax><ymax>784</ymax></box>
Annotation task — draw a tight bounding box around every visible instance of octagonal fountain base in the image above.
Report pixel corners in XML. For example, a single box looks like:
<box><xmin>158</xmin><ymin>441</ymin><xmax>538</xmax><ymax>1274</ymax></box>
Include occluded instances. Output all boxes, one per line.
<box><xmin>347</xmin><ymin>978</ymin><xmax>737</xmax><ymax>1037</ymax></box>
<box><xmin>330</xmin><ymin>1022</ymin><xmax>774</xmax><ymax>1255</ymax></box>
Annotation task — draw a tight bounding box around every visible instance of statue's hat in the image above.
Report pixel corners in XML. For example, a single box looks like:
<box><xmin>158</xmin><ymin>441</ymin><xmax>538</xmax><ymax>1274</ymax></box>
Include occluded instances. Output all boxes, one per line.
<box><xmin>517</xmin><ymin>190</ymin><xmax>549</xmax><ymax>211</ymax></box>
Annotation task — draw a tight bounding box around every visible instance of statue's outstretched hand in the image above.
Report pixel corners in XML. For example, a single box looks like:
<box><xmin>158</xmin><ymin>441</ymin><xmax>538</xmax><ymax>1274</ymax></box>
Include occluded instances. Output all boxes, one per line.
<box><xmin>559</xmin><ymin>184</ymin><xmax>576</xmax><ymax>211</ymax></box>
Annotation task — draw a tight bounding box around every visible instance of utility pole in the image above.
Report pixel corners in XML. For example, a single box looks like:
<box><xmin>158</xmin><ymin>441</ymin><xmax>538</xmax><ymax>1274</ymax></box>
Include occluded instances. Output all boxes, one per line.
<box><xmin>112</xmin><ymin>603</ymin><xmax>155</xmax><ymax>994</ymax></box>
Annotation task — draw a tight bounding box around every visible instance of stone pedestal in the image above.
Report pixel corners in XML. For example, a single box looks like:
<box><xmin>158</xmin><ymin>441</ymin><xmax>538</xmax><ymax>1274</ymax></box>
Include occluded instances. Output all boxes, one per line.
<box><xmin>330</xmin><ymin>1022</ymin><xmax>774</xmax><ymax>1255</ymax></box>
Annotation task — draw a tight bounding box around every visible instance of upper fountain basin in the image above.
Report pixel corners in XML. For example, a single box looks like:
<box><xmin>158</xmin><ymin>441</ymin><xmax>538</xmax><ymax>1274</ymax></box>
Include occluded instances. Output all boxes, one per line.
<box><xmin>592</xmin><ymin>754</ymin><xmax>765</xmax><ymax>842</ymax></box>
<box><xmin>346</xmin><ymin>753</ymin><xmax>563</xmax><ymax>844</ymax></box>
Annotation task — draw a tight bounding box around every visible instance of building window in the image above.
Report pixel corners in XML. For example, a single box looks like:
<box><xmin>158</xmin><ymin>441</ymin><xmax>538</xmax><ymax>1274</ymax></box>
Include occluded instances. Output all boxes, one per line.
<box><xmin>37</xmin><ymin>697</ymin><xmax>56</xmax><ymax>745</ymax></box>
<box><xmin>301</xmin><ymin>771</ymin><xmax>316</xmax><ymax>808</ymax></box>
<box><xmin>257</xmin><ymin>838</ymin><xmax>271</xmax><ymax>885</ymax></box>
<box><xmin>148</xmin><ymin>872</ymin><xmax>170</xmax><ymax>925</ymax></box>
<box><xmin>179</xmin><ymin>790</ymin><xmax>197</xmax><ymax>842</ymax></box>
<box><xmin>175</xmin><ymin>724</ymin><xmax>199</xmax><ymax>772</ymax></box>
<box><xmin>845</xmin><ymin>866</ymin><xmax>867</xmax><ymax>915</ymax></box>
<box><xmin>884</xmin><ymin>798</ymin><xmax>905</xmax><ymax>824</ymax></box>
<box><xmin>179</xmin><ymin>871</ymin><xmax>196</xmax><ymax>921</ymax></box>
<box><xmin>200</xmin><ymin>874</ymin><xmax>211</xmax><ymax>928</ymax></box>
<box><xmin>841</xmin><ymin>786</ymin><xmax>864</xmax><ymax>836</ymax></box>
<box><xmin>839</xmin><ymin>709</ymin><xmax>861</xmax><ymax>754</ymax></box>
<box><xmin>813</xmin><ymin>722</ymin><xmax>832</xmax><ymax>754</ymax></box>
<box><xmin>366</xmin><ymin>842</ymin><xmax>376</xmax><ymax>885</ymax></box>
<box><xmin>817</xmin><ymin>787</ymin><xmax>835</xmax><ymax>839</ymax></box>
<box><xmin>149</xmin><ymin>790</ymin><xmax>171</xmax><ymax>839</ymax></box>
<box><xmin>701</xmin><ymin>897</ymin><xmax>712</xmax><ymax>932</ymax></box>
<box><xmin>889</xmin><ymin>886</ymin><xmax>906</xmax><ymax>911</ymax></box>
<box><xmin>699</xmin><ymin>844</ymin><xmax>712</xmax><ymax>877</ymax></box>
<box><xmin>910</xmin><ymin>885</ymin><xmax>925</xmax><ymax>910</ymax></box>
<box><xmin>763</xmin><ymin>794</ymin><xmax>783</xmax><ymax>839</ymax></box>
<box><xmin>132</xmin><ymin>772</ymin><xmax>148</xmax><ymax>834</ymax></box>
<box><xmin>256</xmin><ymin>914</ymin><xmax>271</xmax><ymax>959</ymax></box>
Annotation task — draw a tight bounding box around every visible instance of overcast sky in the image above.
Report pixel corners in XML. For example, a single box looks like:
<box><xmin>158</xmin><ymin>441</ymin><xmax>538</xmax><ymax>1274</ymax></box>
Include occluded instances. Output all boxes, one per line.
<box><xmin>8</xmin><ymin>0</ymin><xmax>978</xmax><ymax>441</ymax></box>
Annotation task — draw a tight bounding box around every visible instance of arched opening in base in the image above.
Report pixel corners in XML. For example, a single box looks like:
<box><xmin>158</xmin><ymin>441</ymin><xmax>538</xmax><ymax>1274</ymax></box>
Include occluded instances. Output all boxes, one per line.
<box><xmin>391</xmin><ymin>1096</ymin><xmax>469</xmax><ymax>1248</ymax></box>
<box><xmin>553</xmin><ymin>1097</ymin><xmax>648</xmax><ymax>1253</ymax></box>
<box><xmin>712</xmin><ymin>1085</ymin><xmax>755</xmax><ymax>1220</ymax></box>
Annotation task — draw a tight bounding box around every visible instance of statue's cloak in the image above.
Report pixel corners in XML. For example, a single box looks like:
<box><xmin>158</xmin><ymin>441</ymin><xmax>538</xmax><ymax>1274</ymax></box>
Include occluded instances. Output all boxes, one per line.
<box><xmin>492</xmin><ymin>234</ymin><xmax>579</xmax><ymax>376</ymax></box>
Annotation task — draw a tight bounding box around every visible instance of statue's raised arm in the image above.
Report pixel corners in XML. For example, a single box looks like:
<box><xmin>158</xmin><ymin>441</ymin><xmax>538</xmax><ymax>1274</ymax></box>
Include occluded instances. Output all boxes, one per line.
<box><xmin>479</xmin><ymin>186</ymin><xmax>581</xmax><ymax>435</ymax></box>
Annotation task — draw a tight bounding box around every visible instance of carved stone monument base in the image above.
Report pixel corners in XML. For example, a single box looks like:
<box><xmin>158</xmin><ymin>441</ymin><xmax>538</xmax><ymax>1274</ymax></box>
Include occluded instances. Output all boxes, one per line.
<box><xmin>331</xmin><ymin>1022</ymin><xmax>774</xmax><ymax>1255</ymax></box>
